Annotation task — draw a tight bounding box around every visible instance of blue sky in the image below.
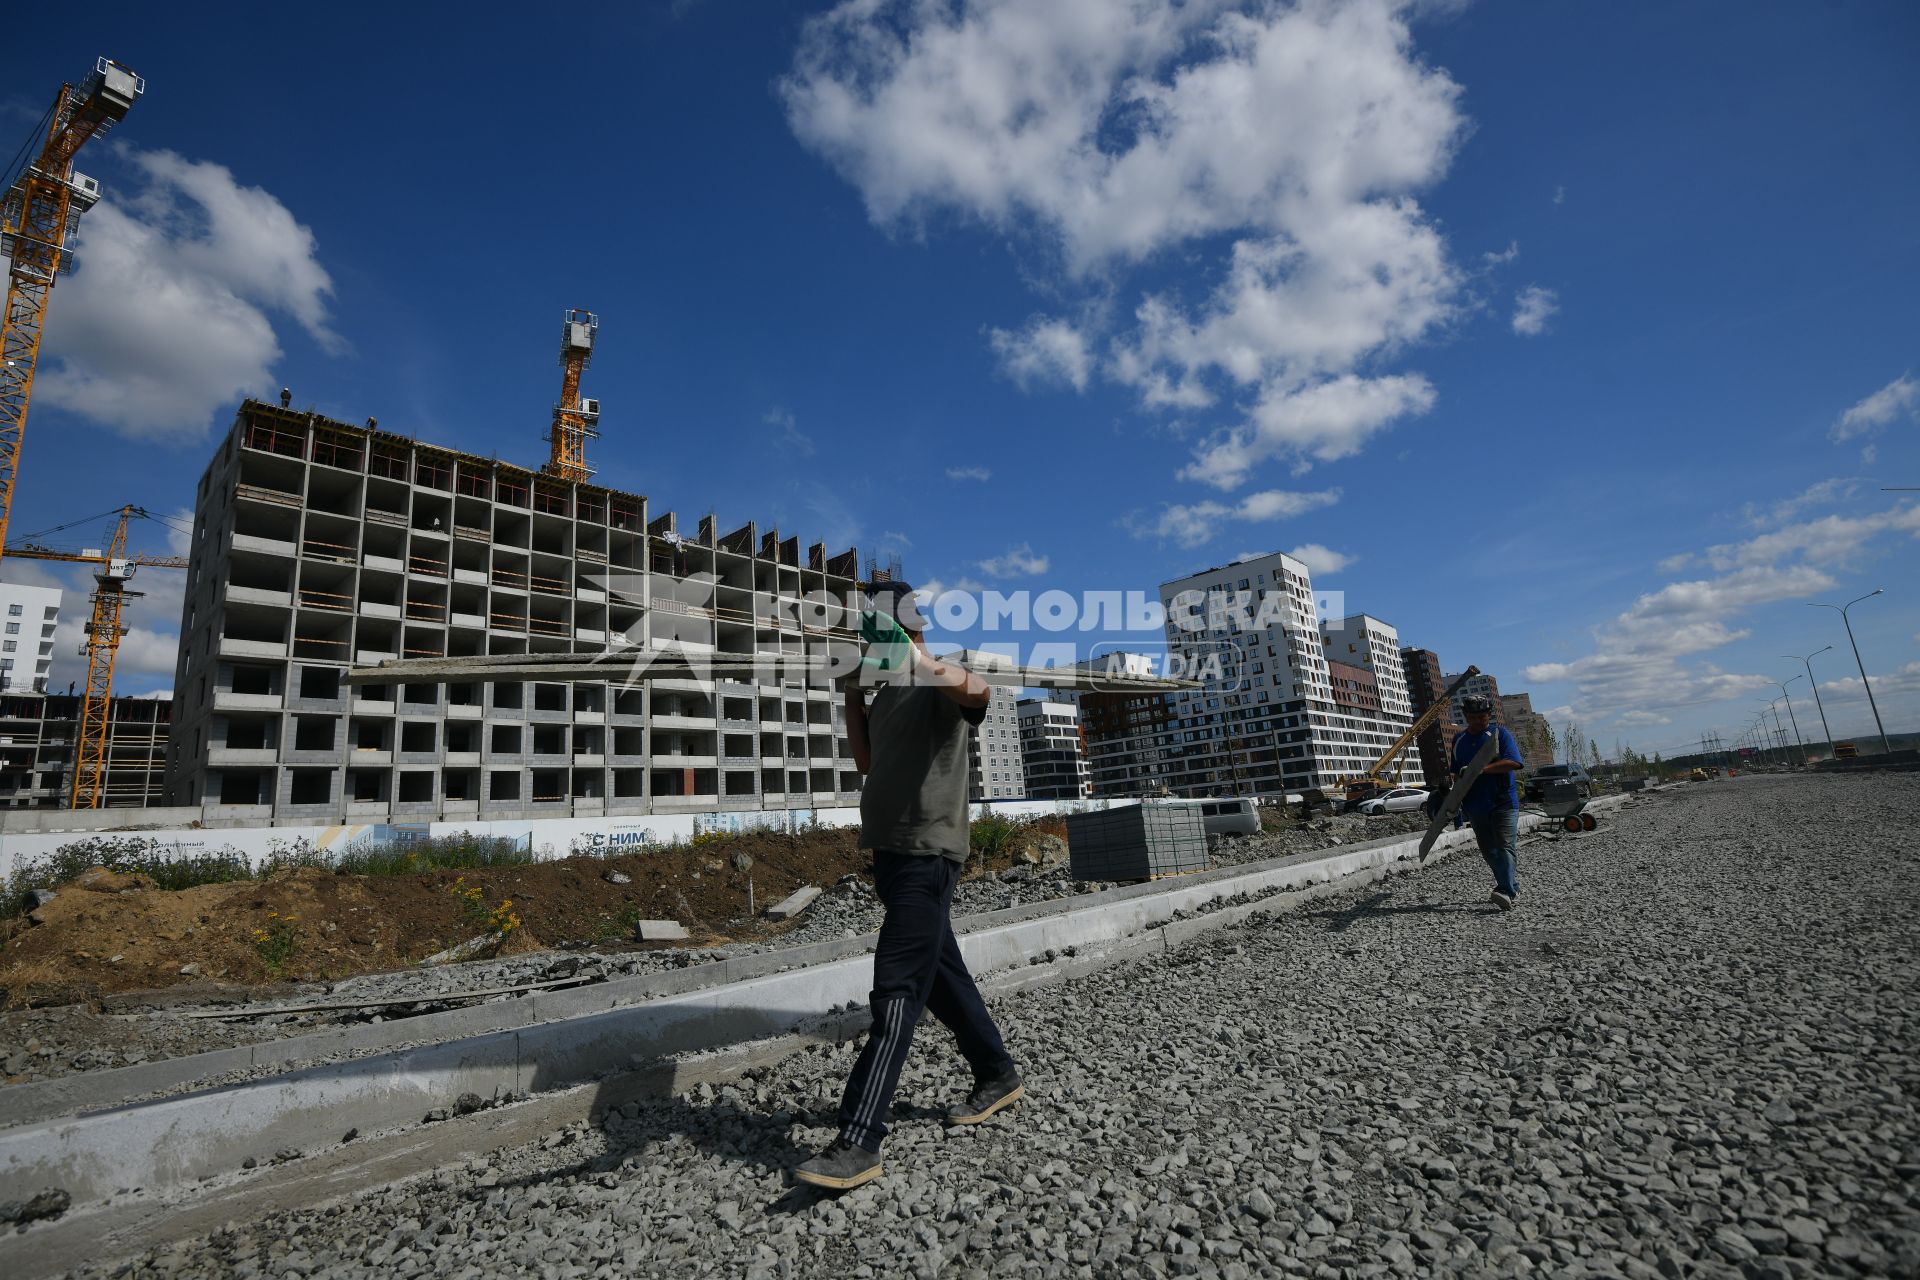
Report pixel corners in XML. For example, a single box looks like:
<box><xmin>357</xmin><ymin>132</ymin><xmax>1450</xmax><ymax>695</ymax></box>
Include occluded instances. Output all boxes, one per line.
<box><xmin>2</xmin><ymin>0</ymin><xmax>1915</xmax><ymax>758</ymax></box>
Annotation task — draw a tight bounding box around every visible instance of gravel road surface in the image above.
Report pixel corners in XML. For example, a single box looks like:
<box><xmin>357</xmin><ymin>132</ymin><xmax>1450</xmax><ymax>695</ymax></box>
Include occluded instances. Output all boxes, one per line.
<box><xmin>62</xmin><ymin>773</ymin><xmax>1920</xmax><ymax>1278</ymax></box>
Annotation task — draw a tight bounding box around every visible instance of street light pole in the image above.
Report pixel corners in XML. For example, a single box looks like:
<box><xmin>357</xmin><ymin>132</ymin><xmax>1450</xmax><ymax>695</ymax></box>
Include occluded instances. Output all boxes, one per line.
<box><xmin>1757</xmin><ymin>698</ymin><xmax>1789</xmax><ymax>767</ymax></box>
<box><xmin>1774</xmin><ymin>676</ymin><xmax>1808</xmax><ymax>767</ymax></box>
<box><xmin>1808</xmin><ymin>589</ymin><xmax>1891</xmax><ymax>755</ymax></box>
<box><xmin>1785</xmin><ymin>646</ymin><xmax>1835</xmax><ymax>758</ymax></box>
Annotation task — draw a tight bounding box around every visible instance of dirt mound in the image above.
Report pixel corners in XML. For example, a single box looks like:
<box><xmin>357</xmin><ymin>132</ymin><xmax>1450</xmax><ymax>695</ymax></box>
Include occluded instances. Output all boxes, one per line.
<box><xmin>1</xmin><ymin>825</ymin><xmax>869</xmax><ymax>1006</ymax></box>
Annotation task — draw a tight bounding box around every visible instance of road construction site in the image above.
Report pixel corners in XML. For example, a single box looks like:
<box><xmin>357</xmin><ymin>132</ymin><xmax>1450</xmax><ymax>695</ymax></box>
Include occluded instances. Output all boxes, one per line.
<box><xmin>0</xmin><ymin>772</ymin><xmax>1912</xmax><ymax>1278</ymax></box>
<box><xmin>0</xmin><ymin>808</ymin><xmax>1429</xmax><ymax>1088</ymax></box>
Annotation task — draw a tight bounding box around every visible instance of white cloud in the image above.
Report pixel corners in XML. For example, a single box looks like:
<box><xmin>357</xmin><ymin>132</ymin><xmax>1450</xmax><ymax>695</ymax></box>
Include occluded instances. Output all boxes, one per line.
<box><xmin>977</xmin><ymin>543</ymin><xmax>1050</xmax><ymax>577</ymax></box>
<box><xmin>1814</xmin><ymin>662</ymin><xmax>1920</xmax><ymax>740</ymax></box>
<box><xmin>989</xmin><ymin>317</ymin><xmax>1092</xmax><ymax>392</ymax></box>
<box><xmin>1617</xmin><ymin>710</ymin><xmax>1671</xmax><ymax>727</ymax></box>
<box><xmin>38</xmin><ymin>148</ymin><xmax>340</xmax><ymax>440</ymax></box>
<box><xmin>765</xmin><ymin>406</ymin><xmax>816</xmax><ymax>455</ymax></box>
<box><xmin>1482</xmin><ymin>241</ymin><xmax>1519</xmax><ymax>265</ymax></box>
<box><xmin>1286</xmin><ymin>543</ymin><xmax>1355</xmax><ymax>575</ymax></box>
<box><xmin>1742</xmin><ymin>477</ymin><xmax>1861</xmax><ymax>528</ymax></box>
<box><xmin>946</xmin><ymin>466</ymin><xmax>992</xmax><ymax>482</ymax></box>
<box><xmin>1703</xmin><ymin>505</ymin><xmax>1920</xmax><ymax>572</ymax></box>
<box><xmin>1129</xmin><ymin>486</ymin><xmax>1341</xmax><ymax>550</ymax></box>
<box><xmin>1656</xmin><ymin>553</ymin><xmax>1694</xmax><ymax>573</ymax></box>
<box><xmin>1862</xmin><ymin>443</ymin><xmax>1878</xmax><ymax>465</ymax></box>
<box><xmin>1511</xmin><ymin>285</ymin><xmax>1558</xmax><ymax>336</ymax></box>
<box><xmin>1831</xmin><ymin>374</ymin><xmax>1918</xmax><ymax>441</ymax></box>
<box><xmin>1178</xmin><ymin>373</ymin><xmax>1436</xmax><ymax>489</ymax></box>
<box><xmin>1552</xmin><ymin>185</ymin><xmax>1565</xmax><ymax>205</ymax></box>
<box><xmin>784</xmin><ymin>0</ymin><xmax>1465</xmax><ymax>487</ymax></box>
<box><xmin>878</xmin><ymin>530</ymin><xmax>912</xmax><ymax>549</ymax></box>
<box><xmin>1522</xmin><ymin>497</ymin><xmax>1920</xmax><ymax>724</ymax></box>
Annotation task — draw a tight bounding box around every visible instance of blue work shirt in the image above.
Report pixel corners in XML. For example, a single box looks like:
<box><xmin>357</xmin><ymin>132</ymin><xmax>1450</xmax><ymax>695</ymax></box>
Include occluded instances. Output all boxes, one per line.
<box><xmin>1451</xmin><ymin>725</ymin><xmax>1523</xmax><ymax>815</ymax></box>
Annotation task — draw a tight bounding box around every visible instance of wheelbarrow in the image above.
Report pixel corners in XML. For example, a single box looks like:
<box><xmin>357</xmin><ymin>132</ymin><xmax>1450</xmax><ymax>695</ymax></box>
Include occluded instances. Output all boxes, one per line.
<box><xmin>1534</xmin><ymin>777</ymin><xmax>1596</xmax><ymax>833</ymax></box>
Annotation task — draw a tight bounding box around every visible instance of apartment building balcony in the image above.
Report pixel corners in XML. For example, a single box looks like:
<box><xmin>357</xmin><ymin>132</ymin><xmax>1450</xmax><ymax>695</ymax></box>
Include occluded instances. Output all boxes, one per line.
<box><xmin>208</xmin><ymin>747</ymin><xmax>279</xmax><ymax>767</ymax></box>
<box><xmin>231</xmin><ymin>532</ymin><xmax>296</xmax><ymax>558</ymax></box>
<box><xmin>650</xmin><ymin>713</ymin><xmax>715</xmax><ymax>732</ymax></box>
<box><xmin>450</xmin><ymin>610</ymin><xmax>487</xmax><ymax>630</ymax></box>
<box><xmin>213</xmin><ymin>690</ymin><xmax>283</xmax><ymax>713</ymax></box>
<box><xmin>360</xmin><ymin>601</ymin><xmax>402</xmax><ymax>621</ymax></box>
<box><xmin>226</xmin><ymin>584</ymin><xmax>293</xmax><ymax>610</ymax></box>
<box><xmin>235</xmin><ymin>482</ymin><xmax>302</xmax><ymax>510</ymax></box>
<box><xmin>347</xmin><ymin>748</ymin><xmax>392</xmax><ymax>767</ymax></box>
<box><xmin>285</xmin><ymin>746</ymin><xmax>347</xmax><ymax>766</ymax></box>
<box><xmin>345</xmin><ymin>800</ymin><xmax>391</xmax><ymax>820</ymax></box>
<box><xmin>442</xmin><ymin>801</ymin><xmax>480</xmax><ymax>821</ymax></box>
<box><xmin>353</xmin><ymin>646</ymin><xmax>400</xmax><ymax>665</ymax></box>
<box><xmin>444</xmin><ymin>751</ymin><xmax>481</xmax><ymax>768</ymax></box>
<box><xmin>651</xmin><ymin>752</ymin><xmax>717</xmax><ymax>769</ymax></box>
<box><xmin>351</xmin><ymin>695</ymin><xmax>396</xmax><ymax>714</ymax></box>
<box><xmin>446</xmin><ymin>702</ymin><xmax>483</xmax><ymax>720</ymax></box>
<box><xmin>219</xmin><ymin>636</ymin><xmax>289</xmax><ymax>660</ymax></box>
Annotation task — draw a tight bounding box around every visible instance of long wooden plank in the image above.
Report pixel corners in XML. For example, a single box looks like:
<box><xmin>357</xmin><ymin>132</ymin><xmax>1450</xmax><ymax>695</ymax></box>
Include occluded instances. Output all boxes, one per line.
<box><xmin>346</xmin><ymin>650</ymin><xmax>1200</xmax><ymax>691</ymax></box>
<box><xmin>1417</xmin><ymin>731</ymin><xmax>1502</xmax><ymax>860</ymax></box>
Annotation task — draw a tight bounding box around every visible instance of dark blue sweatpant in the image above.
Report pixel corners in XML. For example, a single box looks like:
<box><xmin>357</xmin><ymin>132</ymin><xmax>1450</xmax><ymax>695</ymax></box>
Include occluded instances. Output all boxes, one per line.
<box><xmin>837</xmin><ymin>850</ymin><xmax>1015</xmax><ymax>1151</ymax></box>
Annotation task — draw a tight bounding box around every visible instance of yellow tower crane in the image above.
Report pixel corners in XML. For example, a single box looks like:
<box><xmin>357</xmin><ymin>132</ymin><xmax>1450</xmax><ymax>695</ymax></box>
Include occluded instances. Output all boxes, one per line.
<box><xmin>541</xmin><ymin>309</ymin><xmax>599</xmax><ymax>483</ymax></box>
<box><xmin>0</xmin><ymin>59</ymin><xmax>145</xmax><ymax>561</ymax></box>
<box><xmin>4</xmin><ymin>505</ymin><xmax>186</xmax><ymax>807</ymax></box>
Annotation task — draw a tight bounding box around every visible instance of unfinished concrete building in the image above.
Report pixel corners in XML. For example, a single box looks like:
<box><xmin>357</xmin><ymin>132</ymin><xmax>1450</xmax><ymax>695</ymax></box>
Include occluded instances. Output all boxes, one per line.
<box><xmin>163</xmin><ymin>400</ymin><xmax>866</xmax><ymax>824</ymax></box>
<box><xmin>0</xmin><ymin>691</ymin><xmax>170</xmax><ymax>807</ymax></box>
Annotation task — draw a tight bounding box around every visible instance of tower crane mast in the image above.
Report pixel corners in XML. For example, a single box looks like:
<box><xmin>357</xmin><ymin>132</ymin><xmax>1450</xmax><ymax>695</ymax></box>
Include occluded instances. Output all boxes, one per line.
<box><xmin>541</xmin><ymin>309</ymin><xmax>599</xmax><ymax>483</ymax></box>
<box><xmin>0</xmin><ymin>59</ymin><xmax>145</xmax><ymax>561</ymax></box>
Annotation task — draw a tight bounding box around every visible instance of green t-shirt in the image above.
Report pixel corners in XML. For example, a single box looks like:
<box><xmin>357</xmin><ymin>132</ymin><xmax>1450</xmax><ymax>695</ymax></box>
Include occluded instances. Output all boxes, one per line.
<box><xmin>857</xmin><ymin>685</ymin><xmax>987</xmax><ymax>862</ymax></box>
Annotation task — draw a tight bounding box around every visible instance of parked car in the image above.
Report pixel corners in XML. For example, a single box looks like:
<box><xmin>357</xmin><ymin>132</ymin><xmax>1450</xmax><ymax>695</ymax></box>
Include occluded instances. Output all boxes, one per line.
<box><xmin>1524</xmin><ymin>764</ymin><xmax>1594</xmax><ymax>800</ymax></box>
<box><xmin>1358</xmin><ymin>787</ymin><xmax>1429</xmax><ymax>815</ymax></box>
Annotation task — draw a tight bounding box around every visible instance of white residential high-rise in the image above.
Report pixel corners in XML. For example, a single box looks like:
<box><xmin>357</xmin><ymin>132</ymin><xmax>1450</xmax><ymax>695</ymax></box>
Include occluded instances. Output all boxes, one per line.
<box><xmin>0</xmin><ymin>583</ymin><xmax>60</xmax><ymax>694</ymax></box>
<box><xmin>1016</xmin><ymin>698</ymin><xmax>1090</xmax><ymax>799</ymax></box>
<box><xmin>1321</xmin><ymin>613</ymin><xmax>1413</xmax><ymax>719</ymax></box>
<box><xmin>943</xmin><ymin>648</ymin><xmax>1027</xmax><ymax>801</ymax></box>
<box><xmin>1149</xmin><ymin>552</ymin><xmax>1423</xmax><ymax>796</ymax></box>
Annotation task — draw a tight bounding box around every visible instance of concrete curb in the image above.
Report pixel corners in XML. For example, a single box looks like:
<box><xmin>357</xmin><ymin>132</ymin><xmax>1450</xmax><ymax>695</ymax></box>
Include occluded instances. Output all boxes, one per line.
<box><xmin>0</xmin><ymin>794</ymin><xmax>1637</xmax><ymax>1269</ymax></box>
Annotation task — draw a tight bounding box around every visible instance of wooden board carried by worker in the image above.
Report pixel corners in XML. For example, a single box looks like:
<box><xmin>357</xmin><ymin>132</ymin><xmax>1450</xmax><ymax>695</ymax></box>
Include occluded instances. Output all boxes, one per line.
<box><xmin>345</xmin><ymin>649</ymin><xmax>1200</xmax><ymax>693</ymax></box>
<box><xmin>1417</xmin><ymin>732</ymin><xmax>1503</xmax><ymax>860</ymax></box>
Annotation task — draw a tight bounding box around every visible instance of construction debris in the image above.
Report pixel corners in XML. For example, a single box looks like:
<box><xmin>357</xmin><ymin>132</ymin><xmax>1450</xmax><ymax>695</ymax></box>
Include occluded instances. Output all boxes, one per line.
<box><xmin>765</xmin><ymin>886</ymin><xmax>822</xmax><ymax>920</ymax></box>
<box><xmin>633</xmin><ymin>920</ymin><xmax>690</xmax><ymax>942</ymax></box>
<box><xmin>418</xmin><ymin>935</ymin><xmax>501</xmax><ymax>967</ymax></box>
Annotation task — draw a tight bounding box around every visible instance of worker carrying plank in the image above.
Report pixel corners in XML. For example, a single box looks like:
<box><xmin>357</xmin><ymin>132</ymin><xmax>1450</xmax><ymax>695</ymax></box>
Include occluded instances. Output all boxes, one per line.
<box><xmin>793</xmin><ymin>581</ymin><xmax>1024</xmax><ymax>1191</ymax></box>
<box><xmin>1449</xmin><ymin>694</ymin><xmax>1527</xmax><ymax>910</ymax></box>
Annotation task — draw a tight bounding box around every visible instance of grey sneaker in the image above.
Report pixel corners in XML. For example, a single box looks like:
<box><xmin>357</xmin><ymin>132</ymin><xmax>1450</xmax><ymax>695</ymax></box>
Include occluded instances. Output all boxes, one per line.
<box><xmin>793</xmin><ymin>1137</ymin><xmax>882</xmax><ymax>1191</ymax></box>
<box><xmin>1490</xmin><ymin>890</ymin><xmax>1515</xmax><ymax>911</ymax></box>
<box><xmin>948</xmin><ymin>1069</ymin><xmax>1025</xmax><ymax>1125</ymax></box>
